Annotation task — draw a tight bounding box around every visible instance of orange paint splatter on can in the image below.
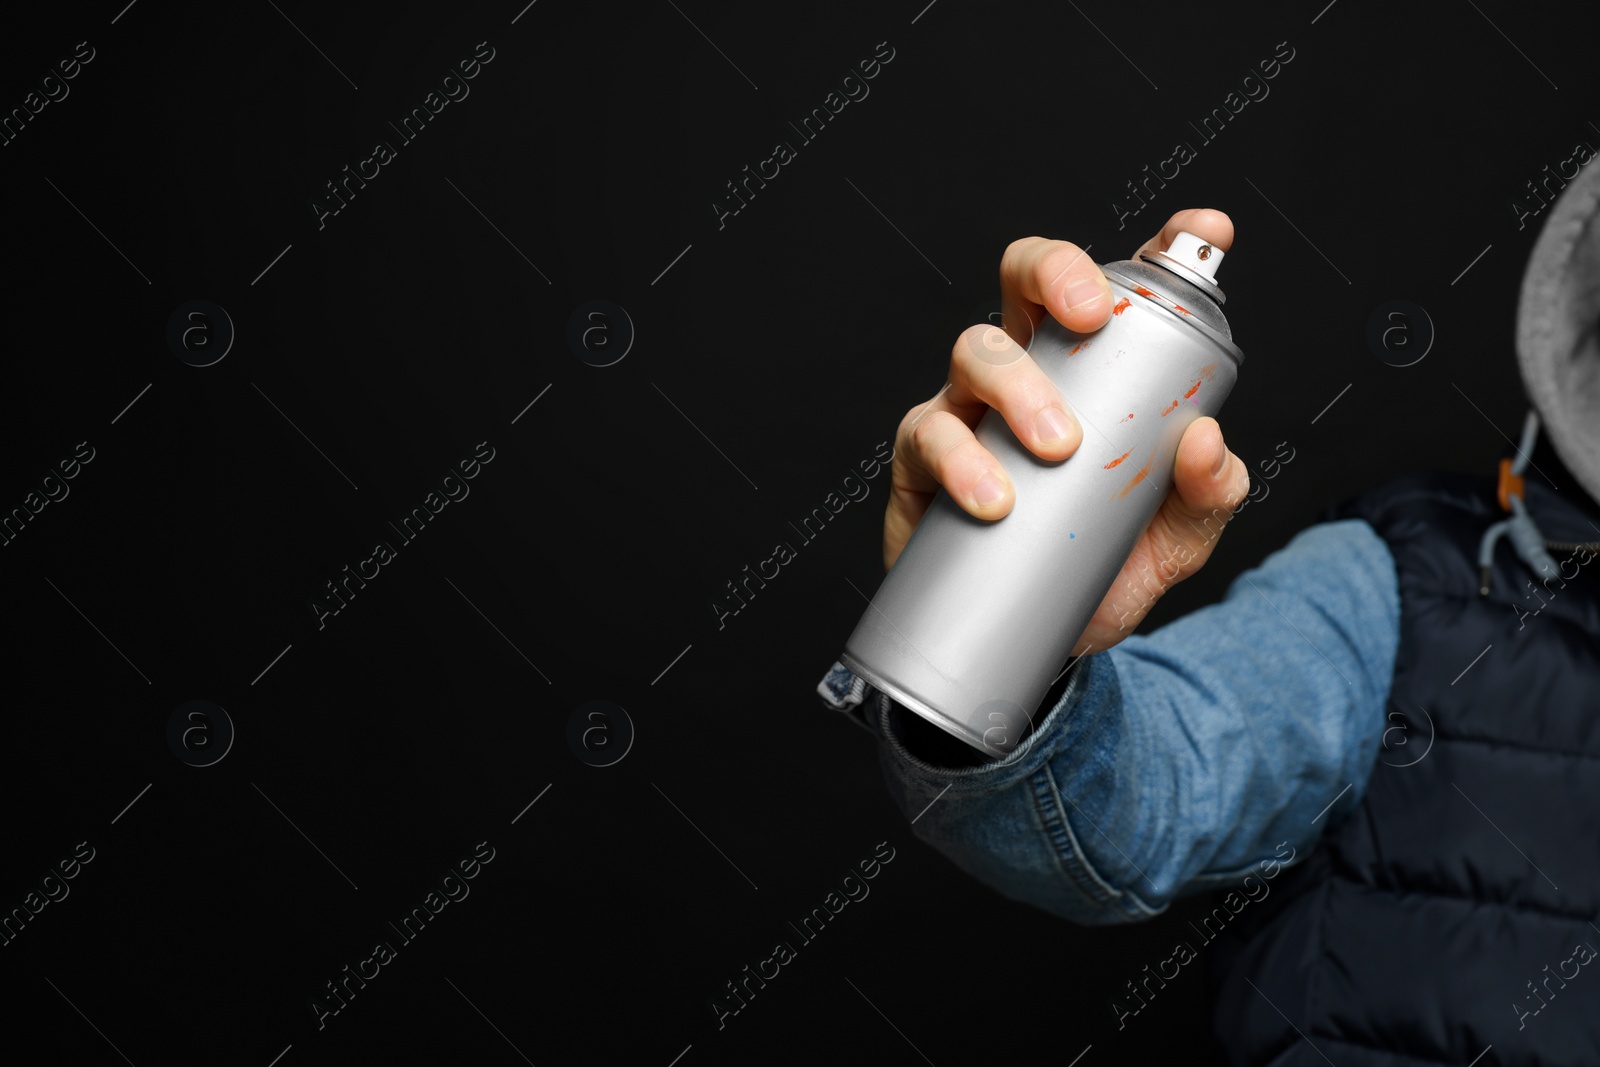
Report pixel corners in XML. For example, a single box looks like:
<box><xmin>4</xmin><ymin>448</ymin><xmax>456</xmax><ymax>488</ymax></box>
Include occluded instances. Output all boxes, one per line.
<box><xmin>1113</xmin><ymin>453</ymin><xmax>1157</xmax><ymax>500</ymax></box>
<box><xmin>1069</xmin><ymin>341</ymin><xmax>1088</xmax><ymax>355</ymax></box>
<box><xmin>1159</xmin><ymin>399</ymin><xmax>1179</xmax><ymax>416</ymax></box>
<box><xmin>1112</xmin><ymin>297</ymin><xmax>1132</xmax><ymax>316</ymax></box>
<box><xmin>1118</xmin><ymin>412</ymin><xmax>1134</xmax><ymax>423</ymax></box>
<box><xmin>1199</xmin><ymin>362</ymin><xmax>1217</xmax><ymax>379</ymax></box>
<box><xmin>1134</xmin><ymin>285</ymin><xmax>1156</xmax><ymax>297</ymax></box>
<box><xmin>1183</xmin><ymin>379</ymin><xmax>1203</xmax><ymax>400</ymax></box>
<box><xmin>1174</xmin><ymin>304</ymin><xmax>1192</xmax><ymax>315</ymax></box>
<box><xmin>1103</xmin><ymin>449</ymin><xmax>1133</xmax><ymax>469</ymax></box>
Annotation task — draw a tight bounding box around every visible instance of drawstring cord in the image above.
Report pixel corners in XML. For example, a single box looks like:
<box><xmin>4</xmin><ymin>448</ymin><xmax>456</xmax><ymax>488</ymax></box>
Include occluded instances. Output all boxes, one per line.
<box><xmin>1477</xmin><ymin>410</ymin><xmax>1600</xmax><ymax>595</ymax></box>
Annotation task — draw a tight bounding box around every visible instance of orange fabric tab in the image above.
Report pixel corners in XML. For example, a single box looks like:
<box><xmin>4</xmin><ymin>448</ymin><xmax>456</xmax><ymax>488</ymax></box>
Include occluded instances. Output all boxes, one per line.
<box><xmin>1498</xmin><ymin>458</ymin><xmax>1525</xmax><ymax>512</ymax></box>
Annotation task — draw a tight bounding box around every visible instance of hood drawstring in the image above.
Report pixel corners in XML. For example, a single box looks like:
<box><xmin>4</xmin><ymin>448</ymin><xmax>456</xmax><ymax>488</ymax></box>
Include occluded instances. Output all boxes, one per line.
<box><xmin>1475</xmin><ymin>410</ymin><xmax>1600</xmax><ymax>594</ymax></box>
<box><xmin>1478</xmin><ymin>410</ymin><xmax>1562</xmax><ymax>595</ymax></box>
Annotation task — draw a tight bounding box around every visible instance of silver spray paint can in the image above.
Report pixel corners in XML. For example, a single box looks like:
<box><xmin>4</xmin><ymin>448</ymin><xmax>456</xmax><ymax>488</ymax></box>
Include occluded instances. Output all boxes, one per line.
<box><xmin>839</xmin><ymin>232</ymin><xmax>1245</xmax><ymax>756</ymax></box>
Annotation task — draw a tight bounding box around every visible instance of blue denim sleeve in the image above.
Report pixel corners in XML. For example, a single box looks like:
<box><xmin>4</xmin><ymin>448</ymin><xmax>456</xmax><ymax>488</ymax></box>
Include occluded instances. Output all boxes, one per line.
<box><xmin>816</xmin><ymin>518</ymin><xmax>1400</xmax><ymax>924</ymax></box>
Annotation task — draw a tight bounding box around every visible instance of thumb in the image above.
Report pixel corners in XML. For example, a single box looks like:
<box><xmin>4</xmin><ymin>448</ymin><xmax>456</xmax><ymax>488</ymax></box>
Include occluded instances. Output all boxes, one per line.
<box><xmin>1144</xmin><ymin>417</ymin><xmax>1250</xmax><ymax>574</ymax></box>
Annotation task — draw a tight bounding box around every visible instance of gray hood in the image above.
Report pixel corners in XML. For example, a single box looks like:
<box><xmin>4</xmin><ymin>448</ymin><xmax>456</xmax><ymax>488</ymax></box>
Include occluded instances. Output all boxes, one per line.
<box><xmin>1516</xmin><ymin>155</ymin><xmax>1600</xmax><ymax>505</ymax></box>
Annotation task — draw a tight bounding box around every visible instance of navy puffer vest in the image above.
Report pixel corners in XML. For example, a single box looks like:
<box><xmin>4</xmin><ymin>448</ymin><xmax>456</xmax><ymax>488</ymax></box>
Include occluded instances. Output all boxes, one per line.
<box><xmin>1209</xmin><ymin>470</ymin><xmax>1600</xmax><ymax>1067</ymax></box>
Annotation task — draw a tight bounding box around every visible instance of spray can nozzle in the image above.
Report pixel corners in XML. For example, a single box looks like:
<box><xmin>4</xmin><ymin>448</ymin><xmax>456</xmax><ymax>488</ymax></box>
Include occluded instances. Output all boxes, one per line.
<box><xmin>1140</xmin><ymin>230</ymin><xmax>1227</xmax><ymax>304</ymax></box>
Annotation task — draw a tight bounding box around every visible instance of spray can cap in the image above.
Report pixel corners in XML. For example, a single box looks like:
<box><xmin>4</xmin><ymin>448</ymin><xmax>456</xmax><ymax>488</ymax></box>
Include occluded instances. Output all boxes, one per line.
<box><xmin>1140</xmin><ymin>230</ymin><xmax>1226</xmax><ymax>301</ymax></box>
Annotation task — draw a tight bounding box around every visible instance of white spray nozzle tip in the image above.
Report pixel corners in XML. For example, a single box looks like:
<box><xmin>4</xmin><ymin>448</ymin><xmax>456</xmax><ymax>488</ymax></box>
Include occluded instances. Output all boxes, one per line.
<box><xmin>1165</xmin><ymin>231</ymin><xmax>1223</xmax><ymax>280</ymax></box>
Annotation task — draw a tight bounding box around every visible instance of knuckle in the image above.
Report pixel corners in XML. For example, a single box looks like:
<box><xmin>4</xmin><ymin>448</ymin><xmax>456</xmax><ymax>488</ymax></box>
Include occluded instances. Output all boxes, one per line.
<box><xmin>955</xmin><ymin>321</ymin><xmax>993</xmax><ymax>351</ymax></box>
<box><xmin>1000</xmin><ymin>236</ymin><xmax>1042</xmax><ymax>271</ymax></box>
<box><xmin>943</xmin><ymin>437</ymin><xmax>993</xmax><ymax>485</ymax></box>
<box><xmin>1149</xmin><ymin>515</ymin><xmax>1211</xmax><ymax>581</ymax></box>
<box><xmin>999</xmin><ymin>239</ymin><xmax>1023</xmax><ymax>271</ymax></box>
<box><xmin>1227</xmin><ymin>462</ymin><xmax>1251</xmax><ymax>505</ymax></box>
<box><xmin>986</xmin><ymin>358</ymin><xmax>1054</xmax><ymax>415</ymax></box>
<box><xmin>896</xmin><ymin>401</ymin><xmax>940</xmax><ymax>461</ymax></box>
<box><xmin>910</xmin><ymin>408</ymin><xmax>956</xmax><ymax>453</ymax></box>
<box><xmin>957</xmin><ymin>322</ymin><xmax>1019</xmax><ymax>371</ymax></box>
<box><xmin>1143</xmin><ymin>526</ymin><xmax>1185</xmax><ymax>578</ymax></box>
<box><xmin>1038</xmin><ymin>242</ymin><xmax>1089</xmax><ymax>286</ymax></box>
<box><xmin>1011</xmin><ymin>360</ymin><xmax>1059</xmax><ymax>408</ymax></box>
<box><xmin>948</xmin><ymin>332</ymin><xmax>969</xmax><ymax>377</ymax></box>
<box><xmin>902</xmin><ymin>404</ymin><xmax>928</xmax><ymax>447</ymax></box>
<box><xmin>897</xmin><ymin>400</ymin><xmax>928</xmax><ymax>437</ymax></box>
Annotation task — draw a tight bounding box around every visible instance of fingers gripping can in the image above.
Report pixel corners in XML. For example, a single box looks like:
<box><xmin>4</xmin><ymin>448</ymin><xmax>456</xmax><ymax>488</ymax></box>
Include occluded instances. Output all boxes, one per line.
<box><xmin>839</xmin><ymin>232</ymin><xmax>1245</xmax><ymax>757</ymax></box>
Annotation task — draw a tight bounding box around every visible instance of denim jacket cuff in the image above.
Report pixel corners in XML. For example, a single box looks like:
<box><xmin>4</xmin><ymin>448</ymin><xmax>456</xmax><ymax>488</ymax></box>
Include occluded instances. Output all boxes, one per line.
<box><xmin>870</xmin><ymin>655</ymin><xmax>1163</xmax><ymax>922</ymax></box>
<box><xmin>874</xmin><ymin>655</ymin><xmax>1100</xmax><ymax>795</ymax></box>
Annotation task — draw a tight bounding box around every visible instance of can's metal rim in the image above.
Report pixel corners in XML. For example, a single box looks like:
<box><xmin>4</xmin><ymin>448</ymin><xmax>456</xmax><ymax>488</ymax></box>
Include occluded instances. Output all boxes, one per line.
<box><xmin>1102</xmin><ymin>265</ymin><xmax>1246</xmax><ymax>367</ymax></box>
<box><xmin>837</xmin><ymin>650</ymin><xmax>1011</xmax><ymax>757</ymax></box>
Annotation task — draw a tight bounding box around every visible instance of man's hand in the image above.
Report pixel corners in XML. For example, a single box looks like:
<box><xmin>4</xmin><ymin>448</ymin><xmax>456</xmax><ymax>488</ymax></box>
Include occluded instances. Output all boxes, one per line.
<box><xmin>883</xmin><ymin>208</ymin><xmax>1252</xmax><ymax>656</ymax></box>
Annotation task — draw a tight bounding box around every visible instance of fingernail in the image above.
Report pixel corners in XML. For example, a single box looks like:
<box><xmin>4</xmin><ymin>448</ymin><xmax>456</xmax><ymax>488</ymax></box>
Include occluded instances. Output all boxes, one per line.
<box><xmin>1036</xmin><ymin>406</ymin><xmax>1073</xmax><ymax>444</ymax></box>
<box><xmin>974</xmin><ymin>472</ymin><xmax>1006</xmax><ymax>507</ymax></box>
<box><xmin>1064</xmin><ymin>275</ymin><xmax>1108</xmax><ymax>312</ymax></box>
<box><xmin>1210</xmin><ymin>433</ymin><xmax>1229</xmax><ymax>476</ymax></box>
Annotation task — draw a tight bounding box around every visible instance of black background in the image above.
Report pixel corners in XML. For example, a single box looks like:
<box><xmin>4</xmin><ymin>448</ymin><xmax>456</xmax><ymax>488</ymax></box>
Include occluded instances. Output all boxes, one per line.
<box><xmin>0</xmin><ymin>1</ymin><xmax>1593</xmax><ymax>1064</ymax></box>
